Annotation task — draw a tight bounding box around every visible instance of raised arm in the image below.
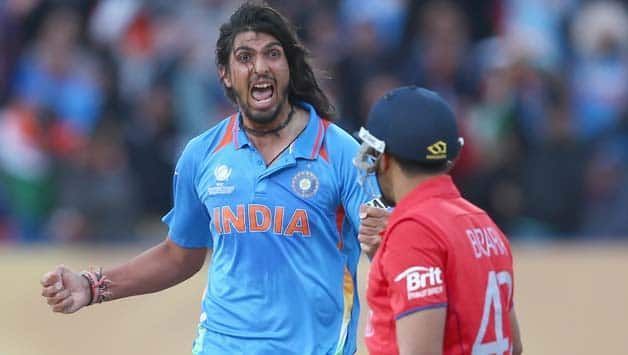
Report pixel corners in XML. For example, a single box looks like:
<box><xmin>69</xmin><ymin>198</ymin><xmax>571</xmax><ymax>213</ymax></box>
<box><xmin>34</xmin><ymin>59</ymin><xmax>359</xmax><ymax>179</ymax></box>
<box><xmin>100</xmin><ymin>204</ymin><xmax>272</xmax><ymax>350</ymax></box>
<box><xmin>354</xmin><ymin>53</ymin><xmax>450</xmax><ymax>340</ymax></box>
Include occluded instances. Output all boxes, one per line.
<box><xmin>40</xmin><ymin>238</ymin><xmax>207</xmax><ymax>313</ymax></box>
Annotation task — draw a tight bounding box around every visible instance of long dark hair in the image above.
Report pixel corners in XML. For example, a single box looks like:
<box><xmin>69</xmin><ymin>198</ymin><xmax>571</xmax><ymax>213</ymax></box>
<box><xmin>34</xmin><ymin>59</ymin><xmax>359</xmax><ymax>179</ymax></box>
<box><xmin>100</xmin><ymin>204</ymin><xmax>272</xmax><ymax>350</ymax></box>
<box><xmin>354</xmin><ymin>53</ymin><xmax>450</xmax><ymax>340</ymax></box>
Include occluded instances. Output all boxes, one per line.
<box><xmin>216</xmin><ymin>1</ymin><xmax>335</xmax><ymax>120</ymax></box>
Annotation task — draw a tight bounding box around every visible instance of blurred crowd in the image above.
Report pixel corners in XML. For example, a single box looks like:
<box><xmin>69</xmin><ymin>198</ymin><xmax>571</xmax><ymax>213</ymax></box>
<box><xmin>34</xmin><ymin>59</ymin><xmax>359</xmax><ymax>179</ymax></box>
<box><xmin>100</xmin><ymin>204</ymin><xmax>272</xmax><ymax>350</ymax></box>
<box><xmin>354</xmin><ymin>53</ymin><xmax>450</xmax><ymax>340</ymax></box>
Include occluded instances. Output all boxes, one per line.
<box><xmin>1</xmin><ymin>0</ymin><xmax>628</xmax><ymax>243</ymax></box>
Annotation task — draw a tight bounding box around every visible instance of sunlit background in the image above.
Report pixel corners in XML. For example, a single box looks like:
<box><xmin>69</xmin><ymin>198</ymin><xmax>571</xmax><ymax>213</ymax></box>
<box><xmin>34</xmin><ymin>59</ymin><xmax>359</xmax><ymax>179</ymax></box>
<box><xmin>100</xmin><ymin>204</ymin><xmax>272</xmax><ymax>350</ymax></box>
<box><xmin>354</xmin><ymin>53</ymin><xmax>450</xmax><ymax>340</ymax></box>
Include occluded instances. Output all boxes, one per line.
<box><xmin>1</xmin><ymin>0</ymin><xmax>627</xmax><ymax>354</ymax></box>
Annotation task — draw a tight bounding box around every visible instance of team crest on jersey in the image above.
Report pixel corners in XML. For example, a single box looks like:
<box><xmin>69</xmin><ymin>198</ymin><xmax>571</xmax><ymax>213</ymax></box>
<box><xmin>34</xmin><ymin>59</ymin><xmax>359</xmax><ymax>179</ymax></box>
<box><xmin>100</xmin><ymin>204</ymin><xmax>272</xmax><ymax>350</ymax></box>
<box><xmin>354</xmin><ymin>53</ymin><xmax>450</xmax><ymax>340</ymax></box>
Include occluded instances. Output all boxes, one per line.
<box><xmin>291</xmin><ymin>170</ymin><xmax>319</xmax><ymax>198</ymax></box>
<box><xmin>208</xmin><ymin>164</ymin><xmax>235</xmax><ymax>195</ymax></box>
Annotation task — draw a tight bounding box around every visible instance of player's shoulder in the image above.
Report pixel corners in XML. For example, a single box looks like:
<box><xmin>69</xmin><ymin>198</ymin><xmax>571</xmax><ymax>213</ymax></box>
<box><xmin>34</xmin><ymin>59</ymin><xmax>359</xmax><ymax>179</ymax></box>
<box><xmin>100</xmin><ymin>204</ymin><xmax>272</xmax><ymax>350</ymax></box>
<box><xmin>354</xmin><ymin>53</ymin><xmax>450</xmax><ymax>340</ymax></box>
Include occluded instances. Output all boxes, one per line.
<box><xmin>324</xmin><ymin>121</ymin><xmax>359</xmax><ymax>146</ymax></box>
<box><xmin>181</xmin><ymin>114</ymin><xmax>237</xmax><ymax>159</ymax></box>
<box><xmin>382</xmin><ymin>216</ymin><xmax>448</xmax><ymax>254</ymax></box>
<box><xmin>388</xmin><ymin>205</ymin><xmax>452</xmax><ymax>241</ymax></box>
<box><xmin>387</xmin><ymin>214</ymin><xmax>439</xmax><ymax>238</ymax></box>
<box><xmin>321</xmin><ymin>121</ymin><xmax>360</xmax><ymax>159</ymax></box>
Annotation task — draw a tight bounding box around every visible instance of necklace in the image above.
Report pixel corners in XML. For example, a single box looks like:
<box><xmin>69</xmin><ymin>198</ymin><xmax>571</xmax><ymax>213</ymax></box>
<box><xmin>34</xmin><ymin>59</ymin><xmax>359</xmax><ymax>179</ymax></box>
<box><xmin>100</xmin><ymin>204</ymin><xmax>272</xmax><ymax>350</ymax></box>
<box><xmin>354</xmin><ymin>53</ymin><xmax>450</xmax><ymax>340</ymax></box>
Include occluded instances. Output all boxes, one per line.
<box><xmin>265</xmin><ymin>123</ymin><xmax>307</xmax><ymax>167</ymax></box>
<box><xmin>240</xmin><ymin>105</ymin><xmax>295</xmax><ymax>137</ymax></box>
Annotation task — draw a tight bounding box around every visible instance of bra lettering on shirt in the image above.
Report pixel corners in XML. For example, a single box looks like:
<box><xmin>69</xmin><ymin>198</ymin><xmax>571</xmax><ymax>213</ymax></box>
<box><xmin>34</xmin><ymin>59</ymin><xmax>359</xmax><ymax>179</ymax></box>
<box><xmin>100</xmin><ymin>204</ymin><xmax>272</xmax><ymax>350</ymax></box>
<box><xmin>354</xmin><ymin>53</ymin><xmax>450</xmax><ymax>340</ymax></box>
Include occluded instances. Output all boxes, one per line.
<box><xmin>465</xmin><ymin>227</ymin><xmax>508</xmax><ymax>259</ymax></box>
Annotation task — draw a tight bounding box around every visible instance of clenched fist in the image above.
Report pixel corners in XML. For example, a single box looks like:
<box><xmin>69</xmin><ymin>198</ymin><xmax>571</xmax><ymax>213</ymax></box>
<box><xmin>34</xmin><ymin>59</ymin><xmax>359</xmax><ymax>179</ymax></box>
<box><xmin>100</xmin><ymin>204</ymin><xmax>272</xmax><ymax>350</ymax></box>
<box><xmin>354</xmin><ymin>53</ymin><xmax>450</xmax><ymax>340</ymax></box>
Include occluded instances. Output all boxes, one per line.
<box><xmin>358</xmin><ymin>205</ymin><xmax>390</xmax><ymax>259</ymax></box>
<box><xmin>40</xmin><ymin>265</ymin><xmax>90</xmax><ymax>314</ymax></box>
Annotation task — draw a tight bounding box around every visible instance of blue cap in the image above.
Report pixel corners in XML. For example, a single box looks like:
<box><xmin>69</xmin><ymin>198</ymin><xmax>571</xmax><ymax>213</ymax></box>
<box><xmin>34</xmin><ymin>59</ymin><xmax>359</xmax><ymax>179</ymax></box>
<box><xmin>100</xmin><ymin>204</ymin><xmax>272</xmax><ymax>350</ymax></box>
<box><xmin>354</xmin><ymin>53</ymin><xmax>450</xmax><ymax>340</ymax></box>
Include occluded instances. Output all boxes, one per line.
<box><xmin>364</xmin><ymin>86</ymin><xmax>461</xmax><ymax>164</ymax></box>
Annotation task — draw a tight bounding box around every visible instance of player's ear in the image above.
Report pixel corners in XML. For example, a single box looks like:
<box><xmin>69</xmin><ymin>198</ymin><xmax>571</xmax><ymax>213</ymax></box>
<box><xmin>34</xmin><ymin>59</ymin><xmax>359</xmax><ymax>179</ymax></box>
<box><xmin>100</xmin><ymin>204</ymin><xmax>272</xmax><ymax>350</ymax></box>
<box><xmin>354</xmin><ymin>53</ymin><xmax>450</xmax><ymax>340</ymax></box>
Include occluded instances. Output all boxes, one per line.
<box><xmin>379</xmin><ymin>154</ymin><xmax>391</xmax><ymax>172</ymax></box>
<box><xmin>219</xmin><ymin>65</ymin><xmax>232</xmax><ymax>88</ymax></box>
<box><xmin>380</xmin><ymin>153</ymin><xmax>391</xmax><ymax>171</ymax></box>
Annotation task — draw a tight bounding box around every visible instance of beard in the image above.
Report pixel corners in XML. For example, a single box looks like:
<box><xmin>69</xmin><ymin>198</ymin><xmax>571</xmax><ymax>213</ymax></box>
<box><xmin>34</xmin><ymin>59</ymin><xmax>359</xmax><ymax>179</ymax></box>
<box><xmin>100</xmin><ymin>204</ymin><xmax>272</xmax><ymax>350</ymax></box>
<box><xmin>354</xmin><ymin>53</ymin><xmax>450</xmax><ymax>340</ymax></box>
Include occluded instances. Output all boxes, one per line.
<box><xmin>241</xmin><ymin>101</ymin><xmax>282</xmax><ymax>124</ymax></box>
<box><xmin>376</xmin><ymin>163</ymin><xmax>396</xmax><ymax>207</ymax></box>
<box><xmin>377</xmin><ymin>177</ymin><xmax>396</xmax><ymax>207</ymax></box>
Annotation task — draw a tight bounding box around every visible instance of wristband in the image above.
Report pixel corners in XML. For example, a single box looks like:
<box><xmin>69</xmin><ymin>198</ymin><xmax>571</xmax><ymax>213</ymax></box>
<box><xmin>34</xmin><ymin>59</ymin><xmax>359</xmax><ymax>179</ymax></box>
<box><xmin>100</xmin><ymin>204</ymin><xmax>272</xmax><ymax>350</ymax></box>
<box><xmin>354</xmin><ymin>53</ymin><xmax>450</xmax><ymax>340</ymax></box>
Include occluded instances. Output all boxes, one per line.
<box><xmin>80</xmin><ymin>273</ymin><xmax>94</xmax><ymax>303</ymax></box>
<box><xmin>80</xmin><ymin>267</ymin><xmax>112</xmax><ymax>305</ymax></box>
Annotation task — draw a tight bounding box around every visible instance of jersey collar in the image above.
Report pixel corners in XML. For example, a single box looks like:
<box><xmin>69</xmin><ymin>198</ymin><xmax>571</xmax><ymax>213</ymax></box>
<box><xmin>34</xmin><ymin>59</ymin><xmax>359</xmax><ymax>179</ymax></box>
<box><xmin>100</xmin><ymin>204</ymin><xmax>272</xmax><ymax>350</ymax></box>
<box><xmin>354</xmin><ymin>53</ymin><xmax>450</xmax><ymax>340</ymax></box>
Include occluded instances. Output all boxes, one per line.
<box><xmin>233</xmin><ymin>101</ymin><xmax>327</xmax><ymax>160</ymax></box>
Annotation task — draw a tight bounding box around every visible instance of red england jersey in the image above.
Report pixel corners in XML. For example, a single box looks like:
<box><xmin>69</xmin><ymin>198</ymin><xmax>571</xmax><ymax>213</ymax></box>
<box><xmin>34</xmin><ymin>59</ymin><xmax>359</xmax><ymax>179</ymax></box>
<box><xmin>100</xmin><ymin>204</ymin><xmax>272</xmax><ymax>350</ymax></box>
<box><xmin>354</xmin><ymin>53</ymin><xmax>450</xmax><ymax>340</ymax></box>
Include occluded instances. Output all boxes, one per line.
<box><xmin>365</xmin><ymin>175</ymin><xmax>515</xmax><ymax>355</ymax></box>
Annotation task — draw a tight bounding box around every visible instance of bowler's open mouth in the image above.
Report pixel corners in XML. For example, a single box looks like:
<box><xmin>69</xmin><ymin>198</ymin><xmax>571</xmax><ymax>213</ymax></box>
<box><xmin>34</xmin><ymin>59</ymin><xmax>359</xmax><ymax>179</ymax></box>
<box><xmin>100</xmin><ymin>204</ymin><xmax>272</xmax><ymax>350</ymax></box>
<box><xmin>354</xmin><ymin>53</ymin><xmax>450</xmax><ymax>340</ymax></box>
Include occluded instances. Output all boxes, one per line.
<box><xmin>250</xmin><ymin>81</ymin><xmax>275</xmax><ymax>106</ymax></box>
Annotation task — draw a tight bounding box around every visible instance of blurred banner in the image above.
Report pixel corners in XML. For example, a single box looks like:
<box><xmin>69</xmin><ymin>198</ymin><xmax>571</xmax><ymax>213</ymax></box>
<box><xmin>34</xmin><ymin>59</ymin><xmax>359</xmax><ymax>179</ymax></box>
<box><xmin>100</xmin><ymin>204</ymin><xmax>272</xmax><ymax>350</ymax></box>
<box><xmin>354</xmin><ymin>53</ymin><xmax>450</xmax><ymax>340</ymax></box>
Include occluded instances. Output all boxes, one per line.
<box><xmin>1</xmin><ymin>0</ymin><xmax>627</xmax><ymax>244</ymax></box>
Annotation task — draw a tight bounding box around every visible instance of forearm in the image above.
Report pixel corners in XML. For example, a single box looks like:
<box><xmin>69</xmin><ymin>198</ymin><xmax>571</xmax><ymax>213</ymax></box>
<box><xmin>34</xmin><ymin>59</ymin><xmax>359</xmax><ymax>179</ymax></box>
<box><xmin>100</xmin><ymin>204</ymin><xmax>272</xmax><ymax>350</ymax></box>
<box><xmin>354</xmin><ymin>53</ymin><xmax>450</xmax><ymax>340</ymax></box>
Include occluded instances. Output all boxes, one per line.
<box><xmin>396</xmin><ymin>307</ymin><xmax>446</xmax><ymax>355</ymax></box>
<box><xmin>100</xmin><ymin>239</ymin><xmax>207</xmax><ymax>301</ymax></box>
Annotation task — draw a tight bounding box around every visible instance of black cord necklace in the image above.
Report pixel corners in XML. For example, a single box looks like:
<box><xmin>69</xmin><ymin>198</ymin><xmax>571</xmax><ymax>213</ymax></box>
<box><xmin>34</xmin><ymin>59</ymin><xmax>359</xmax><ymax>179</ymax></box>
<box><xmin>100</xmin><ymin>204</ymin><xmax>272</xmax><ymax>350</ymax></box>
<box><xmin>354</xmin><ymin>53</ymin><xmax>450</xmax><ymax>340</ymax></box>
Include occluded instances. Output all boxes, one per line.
<box><xmin>240</xmin><ymin>105</ymin><xmax>295</xmax><ymax>137</ymax></box>
<box><xmin>265</xmin><ymin>122</ymin><xmax>308</xmax><ymax>167</ymax></box>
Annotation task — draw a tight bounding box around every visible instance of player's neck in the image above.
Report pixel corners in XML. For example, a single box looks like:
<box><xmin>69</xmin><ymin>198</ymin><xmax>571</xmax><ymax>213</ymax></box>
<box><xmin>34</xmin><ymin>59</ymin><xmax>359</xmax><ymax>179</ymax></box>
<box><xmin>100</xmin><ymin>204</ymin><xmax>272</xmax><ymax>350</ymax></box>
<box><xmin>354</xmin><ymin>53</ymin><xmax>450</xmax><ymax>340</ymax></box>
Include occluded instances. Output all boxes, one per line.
<box><xmin>244</xmin><ymin>106</ymin><xmax>308</xmax><ymax>163</ymax></box>
<box><xmin>394</xmin><ymin>173</ymin><xmax>439</xmax><ymax>203</ymax></box>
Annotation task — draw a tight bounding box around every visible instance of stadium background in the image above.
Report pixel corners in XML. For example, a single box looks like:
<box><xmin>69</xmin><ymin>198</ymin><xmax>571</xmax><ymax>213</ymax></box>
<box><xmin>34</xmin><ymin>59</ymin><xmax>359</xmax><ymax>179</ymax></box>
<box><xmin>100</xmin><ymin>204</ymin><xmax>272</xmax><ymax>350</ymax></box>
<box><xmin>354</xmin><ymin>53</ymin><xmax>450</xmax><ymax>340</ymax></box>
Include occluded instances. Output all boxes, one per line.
<box><xmin>1</xmin><ymin>0</ymin><xmax>627</xmax><ymax>354</ymax></box>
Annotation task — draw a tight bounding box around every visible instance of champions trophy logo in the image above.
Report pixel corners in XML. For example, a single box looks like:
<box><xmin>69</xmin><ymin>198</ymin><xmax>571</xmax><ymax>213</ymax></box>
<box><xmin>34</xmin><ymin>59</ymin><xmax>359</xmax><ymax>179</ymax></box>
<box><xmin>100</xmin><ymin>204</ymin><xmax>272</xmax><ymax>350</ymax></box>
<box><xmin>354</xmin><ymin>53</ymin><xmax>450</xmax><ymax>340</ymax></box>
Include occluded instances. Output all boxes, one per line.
<box><xmin>208</xmin><ymin>164</ymin><xmax>235</xmax><ymax>195</ymax></box>
<box><xmin>214</xmin><ymin>165</ymin><xmax>232</xmax><ymax>182</ymax></box>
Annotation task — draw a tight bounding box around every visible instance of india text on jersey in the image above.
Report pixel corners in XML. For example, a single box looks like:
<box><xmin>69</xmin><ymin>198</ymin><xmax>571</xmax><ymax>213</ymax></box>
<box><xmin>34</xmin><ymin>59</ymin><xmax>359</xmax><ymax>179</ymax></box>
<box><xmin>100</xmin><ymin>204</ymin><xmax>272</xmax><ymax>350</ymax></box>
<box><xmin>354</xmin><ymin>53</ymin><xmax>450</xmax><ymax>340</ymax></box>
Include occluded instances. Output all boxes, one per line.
<box><xmin>212</xmin><ymin>204</ymin><xmax>311</xmax><ymax>236</ymax></box>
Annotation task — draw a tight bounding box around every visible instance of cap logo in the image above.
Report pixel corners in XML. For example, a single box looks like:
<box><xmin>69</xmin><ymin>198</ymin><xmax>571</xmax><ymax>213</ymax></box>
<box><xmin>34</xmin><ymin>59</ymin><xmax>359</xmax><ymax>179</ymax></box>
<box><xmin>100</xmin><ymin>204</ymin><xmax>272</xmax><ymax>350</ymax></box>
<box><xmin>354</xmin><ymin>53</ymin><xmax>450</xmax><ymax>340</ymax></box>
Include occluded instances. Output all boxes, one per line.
<box><xmin>426</xmin><ymin>141</ymin><xmax>447</xmax><ymax>160</ymax></box>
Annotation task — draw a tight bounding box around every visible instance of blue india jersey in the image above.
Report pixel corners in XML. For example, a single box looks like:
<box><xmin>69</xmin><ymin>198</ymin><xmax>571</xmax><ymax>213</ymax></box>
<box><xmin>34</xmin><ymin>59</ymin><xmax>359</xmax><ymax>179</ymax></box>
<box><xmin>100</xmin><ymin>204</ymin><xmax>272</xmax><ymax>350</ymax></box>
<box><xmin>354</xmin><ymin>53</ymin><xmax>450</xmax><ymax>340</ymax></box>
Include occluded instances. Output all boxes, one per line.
<box><xmin>162</xmin><ymin>102</ymin><xmax>373</xmax><ymax>355</ymax></box>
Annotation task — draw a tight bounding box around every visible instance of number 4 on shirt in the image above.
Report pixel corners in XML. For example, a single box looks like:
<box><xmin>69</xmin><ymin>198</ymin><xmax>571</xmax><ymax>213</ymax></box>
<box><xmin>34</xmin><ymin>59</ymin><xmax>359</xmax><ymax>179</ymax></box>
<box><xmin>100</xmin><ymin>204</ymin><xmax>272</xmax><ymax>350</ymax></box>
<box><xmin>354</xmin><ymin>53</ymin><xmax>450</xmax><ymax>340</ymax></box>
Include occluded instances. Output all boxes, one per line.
<box><xmin>472</xmin><ymin>270</ymin><xmax>513</xmax><ymax>355</ymax></box>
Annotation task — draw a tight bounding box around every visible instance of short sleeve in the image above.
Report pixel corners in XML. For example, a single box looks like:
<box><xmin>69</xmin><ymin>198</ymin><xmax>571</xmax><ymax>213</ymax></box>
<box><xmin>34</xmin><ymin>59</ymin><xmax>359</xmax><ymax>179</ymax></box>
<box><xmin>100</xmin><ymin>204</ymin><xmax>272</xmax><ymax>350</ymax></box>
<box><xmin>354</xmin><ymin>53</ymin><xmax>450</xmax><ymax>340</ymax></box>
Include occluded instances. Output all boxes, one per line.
<box><xmin>162</xmin><ymin>141</ymin><xmax>212</xmax><ymax>248</ymax></box>
<box><xmin>380</xmin><ymin>219</ymin><xmax>448</xmax><ymax>319</ymax></box>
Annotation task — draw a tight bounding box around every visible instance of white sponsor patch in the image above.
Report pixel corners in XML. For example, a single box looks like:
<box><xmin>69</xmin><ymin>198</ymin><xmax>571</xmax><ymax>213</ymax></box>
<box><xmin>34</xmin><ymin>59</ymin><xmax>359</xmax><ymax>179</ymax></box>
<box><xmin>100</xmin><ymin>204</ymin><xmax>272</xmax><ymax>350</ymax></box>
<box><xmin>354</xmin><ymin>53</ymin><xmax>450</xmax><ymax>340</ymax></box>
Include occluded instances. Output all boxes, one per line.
<box><xmin>394</xmin><ymin>266</ymin><xmax>444</xmax><ymax>300</ymax></box>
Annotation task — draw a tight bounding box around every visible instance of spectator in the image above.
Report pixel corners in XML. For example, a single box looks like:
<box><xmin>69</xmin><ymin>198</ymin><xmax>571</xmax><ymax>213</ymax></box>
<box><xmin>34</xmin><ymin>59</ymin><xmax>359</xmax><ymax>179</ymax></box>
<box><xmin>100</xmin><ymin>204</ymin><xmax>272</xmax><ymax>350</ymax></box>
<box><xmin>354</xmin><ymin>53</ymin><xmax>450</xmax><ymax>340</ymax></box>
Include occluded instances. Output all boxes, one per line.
<box><xmin>2</xmin><ymin>0</ymin><xmax>628</xmax><ymax>243</ymax></box>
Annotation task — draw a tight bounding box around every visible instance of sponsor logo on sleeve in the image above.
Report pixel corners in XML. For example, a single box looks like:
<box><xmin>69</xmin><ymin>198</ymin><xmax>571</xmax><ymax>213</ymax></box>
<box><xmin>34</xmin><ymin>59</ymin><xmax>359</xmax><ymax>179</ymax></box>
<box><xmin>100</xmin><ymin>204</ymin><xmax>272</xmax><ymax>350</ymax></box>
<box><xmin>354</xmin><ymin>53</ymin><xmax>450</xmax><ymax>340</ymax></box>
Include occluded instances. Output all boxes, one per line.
<box><xmin>394</xmin><ymin>266</ymin><xmax>444</xmax><ymax>300</ymax></box>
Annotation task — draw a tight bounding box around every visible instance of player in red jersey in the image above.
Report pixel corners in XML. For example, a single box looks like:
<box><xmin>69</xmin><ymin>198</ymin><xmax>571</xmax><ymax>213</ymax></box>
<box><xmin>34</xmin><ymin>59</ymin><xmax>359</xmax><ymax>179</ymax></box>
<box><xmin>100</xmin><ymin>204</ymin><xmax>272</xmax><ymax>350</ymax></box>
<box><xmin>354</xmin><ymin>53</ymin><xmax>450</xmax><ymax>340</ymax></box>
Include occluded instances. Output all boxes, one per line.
<box><xmin>354</xmin><ymin>86</ymin><xmax>523</xmax><ymax>355</ymax></box>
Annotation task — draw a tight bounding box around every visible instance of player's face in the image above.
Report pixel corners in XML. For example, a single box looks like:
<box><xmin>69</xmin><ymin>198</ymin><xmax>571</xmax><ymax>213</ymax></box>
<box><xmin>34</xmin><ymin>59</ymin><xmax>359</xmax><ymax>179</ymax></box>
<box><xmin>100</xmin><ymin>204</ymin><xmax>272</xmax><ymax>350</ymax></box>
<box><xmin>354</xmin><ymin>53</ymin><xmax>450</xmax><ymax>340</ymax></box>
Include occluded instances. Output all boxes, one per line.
<box><xmin>221</xmin><ymin>31</ymin><xmax>290</xmax><ymax>125</ymax></box>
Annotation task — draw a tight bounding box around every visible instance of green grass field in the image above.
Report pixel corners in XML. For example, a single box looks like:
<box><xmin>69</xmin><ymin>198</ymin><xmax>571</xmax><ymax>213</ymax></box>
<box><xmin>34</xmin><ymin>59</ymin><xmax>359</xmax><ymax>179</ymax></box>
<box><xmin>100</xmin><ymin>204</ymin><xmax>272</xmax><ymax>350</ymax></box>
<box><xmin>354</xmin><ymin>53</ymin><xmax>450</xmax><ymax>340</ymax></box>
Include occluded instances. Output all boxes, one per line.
<box><xmin>1</xmin><ymin>243</ymin><xmax>627</xmax><ymax>355</ymax></box>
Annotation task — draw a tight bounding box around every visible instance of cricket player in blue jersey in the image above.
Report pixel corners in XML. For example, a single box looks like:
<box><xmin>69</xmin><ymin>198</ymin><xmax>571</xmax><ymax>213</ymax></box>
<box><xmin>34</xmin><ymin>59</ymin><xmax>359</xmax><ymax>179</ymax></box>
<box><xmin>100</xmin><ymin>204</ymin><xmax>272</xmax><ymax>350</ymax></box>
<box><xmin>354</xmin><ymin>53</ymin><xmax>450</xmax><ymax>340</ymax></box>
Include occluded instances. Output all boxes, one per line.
<box><xmin>40</xmin><ymin>2</ymin><xmax>389</xmax><ymax>354</ymax></box>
